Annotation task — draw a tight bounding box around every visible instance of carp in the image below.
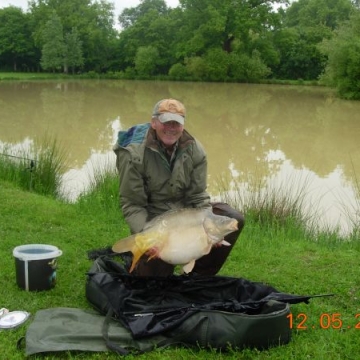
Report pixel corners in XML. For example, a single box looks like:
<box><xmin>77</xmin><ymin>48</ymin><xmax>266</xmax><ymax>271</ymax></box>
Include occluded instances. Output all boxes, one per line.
<box><xmin>112</xmin><ymin>208</ymin><xmax>238</xmax><ymax>274</ymax></box>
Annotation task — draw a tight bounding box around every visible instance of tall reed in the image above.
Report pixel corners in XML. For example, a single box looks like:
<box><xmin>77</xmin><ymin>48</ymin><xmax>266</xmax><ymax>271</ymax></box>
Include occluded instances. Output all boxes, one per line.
<box><xmin>0</xmin><ymin>136</ymin><xmax>68</xmax><ymax>198</ymax></box>
<box><xmin>76</xmin><ymin>154</ymin><xmax>119</xmax><ymax>212</ymax></box>
<box><xmin>215</xmin><ymin>171</ymin><xmax>319</xmax><ymax>236</ymax></box>
<box><xmin>339</xmin><ymin>161</ymin><xmax>360</xmax><ymax>240</ymax></box>
<box><xmin>0</xmin><ymin>148</ymin><xmax>34</xmax><ymax>190</ymax></box>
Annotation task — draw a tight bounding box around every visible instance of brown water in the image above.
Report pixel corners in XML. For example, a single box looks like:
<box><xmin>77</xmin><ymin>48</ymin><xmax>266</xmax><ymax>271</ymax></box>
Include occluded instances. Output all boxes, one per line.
<box><xmin>1</xmin><ymin>80</ymin><xmax>360</xmax><ymax>234</ymax></box>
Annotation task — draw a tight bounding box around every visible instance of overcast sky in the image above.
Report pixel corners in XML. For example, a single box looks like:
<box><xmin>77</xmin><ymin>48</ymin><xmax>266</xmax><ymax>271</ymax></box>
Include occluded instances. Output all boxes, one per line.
<box><xmin>0</xmin><ymin>0</ymin><xmax>180</xmax><ymax>20</ymax></box>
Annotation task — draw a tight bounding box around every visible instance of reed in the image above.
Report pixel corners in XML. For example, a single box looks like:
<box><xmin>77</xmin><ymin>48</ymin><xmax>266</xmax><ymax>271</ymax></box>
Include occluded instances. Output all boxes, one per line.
<box><xmin>0</xmin><ymin>146</ymin><xmax>34</xmax><ymax>190</ymax></box>
<box><xmin>0</xmin><ymin>135</ymin><xmax>68</xmax><ymax>198</ymax></box>
<box><xmin>76</xmin><ymin>154</ymin><xmax>119</xmax><ymax>212</ymax></box>
<box><xmin>338</xmin><ymin>161</ymin><xmax>360</xmax><ymax>240</ymax></box>
<box><xmin>215</xmin><ymin>171</ymin><xmax>322</xmax><ymax>237</ymax></box>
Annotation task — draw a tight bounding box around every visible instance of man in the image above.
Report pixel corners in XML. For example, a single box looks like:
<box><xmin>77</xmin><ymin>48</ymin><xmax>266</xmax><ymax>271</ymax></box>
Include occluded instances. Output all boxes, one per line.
<box><xmin>113</xmin><ymin>98</ymin><xmax>244</xmax><ymax>276</ymax></box>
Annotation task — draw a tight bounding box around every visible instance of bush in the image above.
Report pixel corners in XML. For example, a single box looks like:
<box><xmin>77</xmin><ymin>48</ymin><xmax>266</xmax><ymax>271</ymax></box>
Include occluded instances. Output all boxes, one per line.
<box><xmin>184</xmin><ymin>56</ymin><xmax>208</xmax><ymax>81</ymax></box>
<box><xmin>168</xmin><ymin>63</ymin><xmax>188</xmax><ymax>80</ymax></box>
<box><xmin>229</xmin><ymin>50</ymin><xmax>271</xmax><ymax>82</ymax></box>
<box><xmin>203</xmin><ymin>48</ymin><xmax>229</xmax><ymax>81</ymax></box>
<box><xmin>135</xmin><ymin>46</ymin><xmax>160</xmax><ymax>76</ymax></box>
<box><xmin>85</xmin><ymin>70</ymin><xmax>100</xmax><ymax>79</ymax></box>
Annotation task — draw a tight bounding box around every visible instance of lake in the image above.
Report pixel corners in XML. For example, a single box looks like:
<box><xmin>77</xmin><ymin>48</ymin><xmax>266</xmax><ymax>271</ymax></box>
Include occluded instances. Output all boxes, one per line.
<box><xmin>1</xmin><ymin>79</ymin><xmax>360</xmax><ymax>235</ymax></box>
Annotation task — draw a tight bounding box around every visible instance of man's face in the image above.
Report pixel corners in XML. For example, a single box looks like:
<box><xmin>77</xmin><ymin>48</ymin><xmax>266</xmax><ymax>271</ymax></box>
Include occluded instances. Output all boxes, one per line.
<box><xmin>151</xmin><ymin>118</ymin><xmax>184</xmax><ymax>148</ymax></box>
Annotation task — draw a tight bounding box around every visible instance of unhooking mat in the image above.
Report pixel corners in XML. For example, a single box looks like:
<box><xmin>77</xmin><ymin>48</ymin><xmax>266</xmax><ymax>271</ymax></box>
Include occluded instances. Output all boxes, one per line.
<box><xmin>24</xmin><ymin>256</ymin><xmax>333</xmax><ymax>355</ymax></box>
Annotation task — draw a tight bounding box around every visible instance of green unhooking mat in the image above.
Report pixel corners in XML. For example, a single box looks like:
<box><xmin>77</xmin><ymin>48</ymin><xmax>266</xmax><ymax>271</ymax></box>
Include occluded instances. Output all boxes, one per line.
<box><xmin>24</xmin><ymin>256</ymin><xmax>332</xmax><ymax>355</ymax></box>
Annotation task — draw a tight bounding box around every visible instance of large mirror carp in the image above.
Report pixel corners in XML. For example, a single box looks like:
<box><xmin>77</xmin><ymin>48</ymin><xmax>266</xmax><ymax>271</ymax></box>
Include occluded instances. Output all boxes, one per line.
<box><xmin>112</xmin><ymin>208</ymin><xmax>238</xmax><ymax>273</ymax></box>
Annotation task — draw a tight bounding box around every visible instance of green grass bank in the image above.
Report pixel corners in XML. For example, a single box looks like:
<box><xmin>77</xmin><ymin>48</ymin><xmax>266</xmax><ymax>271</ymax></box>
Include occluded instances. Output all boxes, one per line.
<box><xmin>0</xmin><ymin>71</ymin><xmax>319</xmax><ymax>86</ymax></box>
<box><xmin>1</xmin><ymin>180</ymin><xmax>359</xmax><ymax>359</ymax></box>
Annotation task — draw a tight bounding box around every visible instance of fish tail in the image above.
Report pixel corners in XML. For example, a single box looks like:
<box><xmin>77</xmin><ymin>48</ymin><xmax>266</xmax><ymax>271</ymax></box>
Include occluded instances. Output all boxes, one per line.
<box><xmin>112</xmin><ymin>235</ymin><xmax>136</xmax><ymax>253</ymax></box>
<box><xmin>113</xmin><ymin>235</ymin><xmax>148</xmax><ymax>273</ymax></box>
<box><xmin>113</xmin><ymin>231</ymin><xmax>164</xmax><ymax>272</ymax></box>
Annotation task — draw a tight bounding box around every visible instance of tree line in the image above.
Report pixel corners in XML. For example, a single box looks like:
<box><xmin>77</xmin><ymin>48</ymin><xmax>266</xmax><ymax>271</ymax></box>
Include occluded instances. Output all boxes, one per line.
<box><xmin>0</xmin><ymin>0</ymin><xmax>359</xmax><ymax>99</ymax></box>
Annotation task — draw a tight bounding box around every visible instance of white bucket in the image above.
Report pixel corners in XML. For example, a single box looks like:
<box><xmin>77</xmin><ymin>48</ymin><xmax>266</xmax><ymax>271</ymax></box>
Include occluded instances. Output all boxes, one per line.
<box><xmin>13</xmin><ymin>244</ymin><xmax>62</xmax><ymax>291</ymax></box>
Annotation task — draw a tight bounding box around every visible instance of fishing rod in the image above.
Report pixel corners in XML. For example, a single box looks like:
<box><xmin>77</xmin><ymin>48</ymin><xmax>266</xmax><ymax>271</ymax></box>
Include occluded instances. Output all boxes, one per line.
<box><xmin>0</xmin><ymin>153</ymin><xmax>37</xmax><ymax>190</ymax></box>
<box><xmin>0</xmin><ymin>152</ymin><xmax>36</xmax><ymax>168</ymax></box>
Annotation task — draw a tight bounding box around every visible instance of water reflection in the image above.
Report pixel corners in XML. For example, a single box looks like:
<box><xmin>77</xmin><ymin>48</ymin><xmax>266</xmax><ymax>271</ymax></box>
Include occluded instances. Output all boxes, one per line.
<box><xmin>0</xmin><ymin>80</ymin><xmax>359</xmax><ymax>234</ymax></box>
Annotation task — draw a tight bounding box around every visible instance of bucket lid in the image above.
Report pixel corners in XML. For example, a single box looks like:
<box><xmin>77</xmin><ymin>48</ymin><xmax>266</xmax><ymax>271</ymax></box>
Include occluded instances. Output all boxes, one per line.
<box><xmin>0</xmin><ymin>310</ymin><xmax>30</xmax><ymax>329</ymax></box>
<box><xmin>13</xmin><ymin>244</ymin><xmax>62</xmax><ymax>261</ymax></box>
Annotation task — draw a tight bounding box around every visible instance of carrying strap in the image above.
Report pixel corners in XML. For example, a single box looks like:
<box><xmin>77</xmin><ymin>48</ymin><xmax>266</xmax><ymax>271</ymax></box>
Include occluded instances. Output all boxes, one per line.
<box><xmin>102</xmin><ymin>308</ymin><xmax>131</xmax><ymax>356</ymax></box>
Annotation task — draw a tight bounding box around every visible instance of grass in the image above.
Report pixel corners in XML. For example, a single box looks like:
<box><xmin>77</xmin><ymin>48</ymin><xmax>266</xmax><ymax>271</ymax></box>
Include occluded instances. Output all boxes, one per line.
<box><xmin>1</xmin><ymin>177</ymin><xmax>360</xmax><ymax>359</ymax></box>
<box><xmin>1</xmin><ymin>139</ymin><xmax>360</xmax><ymax>359</ymax></box>
<box><xmin>0</xmin><ymin>71</ymin><xmax>320</xmax><ymax>87</ymax></box>
<box><xmin>0</xmin><ymin>72</ymin><xmax>76</xmax><ymax>81</ymax></box>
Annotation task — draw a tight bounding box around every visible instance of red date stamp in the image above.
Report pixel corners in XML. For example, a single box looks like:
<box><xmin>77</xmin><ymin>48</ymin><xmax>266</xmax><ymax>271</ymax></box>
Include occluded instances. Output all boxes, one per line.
<box><xmin>287</xmin><ymin>313</ymin><xmax>360</xmax><ymax>330</ymax></box>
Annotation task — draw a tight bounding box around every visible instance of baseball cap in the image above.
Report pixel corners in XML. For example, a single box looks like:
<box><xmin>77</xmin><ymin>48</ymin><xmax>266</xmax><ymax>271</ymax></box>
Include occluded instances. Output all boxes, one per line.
<box><xmin>152</xmin><ymin>99</ymin><xmax>186</xmax><ymax>125</ymax></box>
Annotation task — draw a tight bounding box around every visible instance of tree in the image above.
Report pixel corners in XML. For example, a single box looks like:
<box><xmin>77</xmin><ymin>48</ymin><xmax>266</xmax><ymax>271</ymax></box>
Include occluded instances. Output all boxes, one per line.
<box><xmin>285</xmin><ymin>0</ymin><xmax>353</xmax><ymax>30</ymax></box>
<box><xmin>40</xmin><ymin>12</ymin><xmax>65</xmax><ymax>72</ymax></box>
<box><xmin>117</xmin><ymin>0</ymin><xmax>179</xmax><ymax>74</ymax></box>
<box><xmin>273</xmin><ymin>27</ymin><xmax>328</xmax><ymax>79</ymax></box>
<box><xmin>83</xmin><ymin>0</ymin><xmax>117</xmax><ymax>72</ymax></box>
<box><xmin>64</xmin><ymin>27</ymin><xmax>84</xmax><ymax>74</ymax></box>
<box><xmin>29</xmin><ymin>0</ymin><xmax>117</xmax><ymax>72</ymax></box>
<box><xmin>319</xmin><ymin>10</ymin><xmax>360</xmax><ymax>99</ymax></box>
<box><xmin>119</xmin><ymin>0</ymin><xmax>168</xmax><ymax>29</ymax></box>
<box><xmin>0</xmin><ymin>7</ymin><xmax>35</xmax><ymax>71</ymax></box>
<box><xmin>135</xmin><ymin>46</ymin><xmax>160</xmax><ymax>76</ymax></box>
<box><xmin>273</xmin><ymin>0</ymin><xmax>354</xmax><ymax>80</ymax></box>
<box><xmin>172</xmin><ymin>0</ymin><xmax>280</xmax><ymax>81</ymax></box>
<box><xmin>175</xmin><ymin>0</ymin><xmax>281</xmax><ymax>57</ymax></box>
<box><xmin>116</xmin><ymin>0</ymin><xmax>282</xmax><ymax>79</ymax></box>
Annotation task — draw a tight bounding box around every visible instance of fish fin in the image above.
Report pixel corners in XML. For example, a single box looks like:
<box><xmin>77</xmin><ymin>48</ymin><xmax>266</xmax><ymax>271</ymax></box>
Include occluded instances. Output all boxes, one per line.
<box><xmin>112</xmin><ymin>235</ymin><xmax>136</xmax><ymax>253</ymax></box>
<box><xmin>135</xmin><ymin>232</ymin><xmax>166</xmax><ymax>252</ymax></box>
<box><xmin>113</xmin><ymin>232</ymin><xmax>163</xmax><ymax>254</ymax></box>
<box><xmin>182</xmin><ymin>259</ymin><xmax>195</xmax><ymax>274</ymax></box>
<box><xmin>221</xmin><ymin>240</ymin><xmax>231</xmax><ymax>246</ymax></box>
<box><xmin>146</xmin><ymin>247</ymin><xmax>160</xmax><ymax>261</ymax></box>
<box><xmin>129</xmin><ymin>245</ymin><xmax>146</xmax><ymax>273</ymax></box>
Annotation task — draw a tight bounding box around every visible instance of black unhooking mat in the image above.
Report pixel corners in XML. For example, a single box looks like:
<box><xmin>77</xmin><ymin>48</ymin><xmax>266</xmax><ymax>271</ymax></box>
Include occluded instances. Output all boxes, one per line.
<box><xmin>25</xmin><ymin>256</ymin><xmax>332</xmax><ymax>356</ymax></box>
<box><xmin>84</xmin><ymin>256</ymin><xmax>331</xmax><ymax>354</ymax></box>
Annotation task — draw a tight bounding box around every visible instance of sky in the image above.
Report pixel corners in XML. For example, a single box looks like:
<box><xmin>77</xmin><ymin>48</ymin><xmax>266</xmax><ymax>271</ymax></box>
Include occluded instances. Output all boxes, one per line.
<box><xmin>0</xmin><ymin>0</ymin><xmax>180</xmax><ymax>21</ymax></box>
